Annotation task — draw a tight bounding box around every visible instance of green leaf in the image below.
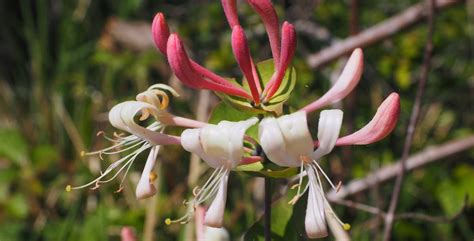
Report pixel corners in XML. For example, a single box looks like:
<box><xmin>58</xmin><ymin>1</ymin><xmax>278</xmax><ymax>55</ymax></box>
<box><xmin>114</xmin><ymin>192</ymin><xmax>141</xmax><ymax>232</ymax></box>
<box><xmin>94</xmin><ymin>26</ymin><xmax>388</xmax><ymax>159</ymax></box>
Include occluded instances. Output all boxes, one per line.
<box><xmin>0</xmin><ymin>128</ymin><xmax>29</xmax><ymax>166</ymax></box>
<box><xmin>237</xmin><ymin>162</ymin><xmax>299</xmax><ymax>179</ymax></box>
<box><xmin>243</xmin><ymin>185</ymin><xmax>308</xmax><ymax>240</ymax></box>
<box><xmin>208</xmin><ymin>102</ymin><xmax>259</xmax><ymax>139</ymax></box>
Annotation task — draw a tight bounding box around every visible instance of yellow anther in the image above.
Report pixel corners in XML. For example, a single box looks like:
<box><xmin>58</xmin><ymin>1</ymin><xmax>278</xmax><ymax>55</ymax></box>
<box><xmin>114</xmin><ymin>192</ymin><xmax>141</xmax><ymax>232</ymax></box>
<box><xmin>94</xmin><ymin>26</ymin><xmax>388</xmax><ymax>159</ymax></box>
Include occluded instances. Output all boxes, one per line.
<box><xmin>149</xmin><ymin>172</ymin><xmax>157</xmax><ymax>182</ymax></box>
<box><xmin>165</xmin><ymin>218</ymin><xmax>172</xmax><ymax>225</ymax></box>
<box><xmin>80</xmin><ymin>151</ymin><xmax>85</xmax><ymax>157</ymax></box>
<box><xmin>343</xmin><ymin>223</ymin><xmax>351</xmax><ymax>231</ymax></box>
<box><xmin>66</xmin><ymin>185</ymin><xmax>72</xmax><ymax>192</ymax></box>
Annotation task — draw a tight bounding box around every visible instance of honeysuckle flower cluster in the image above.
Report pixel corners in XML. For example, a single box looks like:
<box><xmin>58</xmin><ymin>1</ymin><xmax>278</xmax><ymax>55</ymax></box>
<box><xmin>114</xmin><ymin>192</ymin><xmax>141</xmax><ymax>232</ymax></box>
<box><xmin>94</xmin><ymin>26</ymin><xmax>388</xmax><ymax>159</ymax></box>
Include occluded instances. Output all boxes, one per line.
<box><xmin>69</xmin><ymin>0</ymin><xmax>401</xmax><ymax>240</ymax></box>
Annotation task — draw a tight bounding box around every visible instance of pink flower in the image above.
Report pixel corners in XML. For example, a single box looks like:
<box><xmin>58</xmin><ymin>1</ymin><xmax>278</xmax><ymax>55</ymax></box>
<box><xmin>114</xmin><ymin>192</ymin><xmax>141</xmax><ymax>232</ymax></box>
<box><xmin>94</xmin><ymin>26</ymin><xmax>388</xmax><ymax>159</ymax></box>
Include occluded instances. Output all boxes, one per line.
<box><xmin>152</xmin><ymin>0</ymin><xmax>296</xmax><ymax>106</ymax></box>
<box><xmin>259</xmin><ymin>48</ymin><xmax>400</xmax><ymax>239</ymax></box>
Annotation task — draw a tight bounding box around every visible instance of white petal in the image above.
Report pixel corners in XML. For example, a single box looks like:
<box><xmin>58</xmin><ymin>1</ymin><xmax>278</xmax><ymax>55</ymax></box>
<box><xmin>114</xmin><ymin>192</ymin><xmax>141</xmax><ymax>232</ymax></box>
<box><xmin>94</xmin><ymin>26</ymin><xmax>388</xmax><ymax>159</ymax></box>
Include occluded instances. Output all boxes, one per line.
<box><xmin>204</xmin><ymin>227</ymin><xmax>230</xmax><ymax>241</ymax></box>
<box><xmin>305</xmin><ymin>168</ymin><xmax>328</xmax><ymax>238</ymax></box>
<box><xmin>181</xmin><ymin>128</ymin><xmax>222</xmax><ymax>168</ymax></box>
<box><xmin>204</xmin><ymin>173</ymin><xmax>229</xmax><ymax>228</ymax></box>
<box><xmin>201</xmin><ymin>124</ymin><xmax>229</xmax><ymax>166</ymax></box>
<box><xmin>218</xmin><ymin>118</ymin><xmax>258</xmax><ymax>167</ymax></box>
<box><xmin>108</xmin><ymin>101</ymin><xmax>178</xmax><ymax>145</ymax></box>
<box><xmin>192</xmin><ymin>118</ymin><xmax>257</xmax><ymax>169</ymax></box>
<box><xmin>313</xmin><ymin>109</ymin><xmax>343</xmax><ymax>160</ymax></box>
<box><xmin>277</xmin><ymin>111</ymin><xmax>314</xmax><ymax>165</ymax></box>
<box><xmin>259</xmin><ymin>117</ymin><xmax>294</xmax><ymax>167</ymax></box>
<box><xmin>135</xmin><ymin>145</ymin><xmax>159</xmax><ymax>199</ymax></box>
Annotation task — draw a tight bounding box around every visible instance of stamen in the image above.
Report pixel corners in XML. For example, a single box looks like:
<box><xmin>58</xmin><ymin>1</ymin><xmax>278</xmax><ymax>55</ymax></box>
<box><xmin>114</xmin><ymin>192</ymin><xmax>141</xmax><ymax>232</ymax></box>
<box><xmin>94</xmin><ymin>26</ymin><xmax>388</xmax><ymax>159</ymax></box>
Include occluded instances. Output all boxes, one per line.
<box><xmin>312</xmin><ymin>159</ymin><xmax>338</xmax><ymax>191</ymax></box>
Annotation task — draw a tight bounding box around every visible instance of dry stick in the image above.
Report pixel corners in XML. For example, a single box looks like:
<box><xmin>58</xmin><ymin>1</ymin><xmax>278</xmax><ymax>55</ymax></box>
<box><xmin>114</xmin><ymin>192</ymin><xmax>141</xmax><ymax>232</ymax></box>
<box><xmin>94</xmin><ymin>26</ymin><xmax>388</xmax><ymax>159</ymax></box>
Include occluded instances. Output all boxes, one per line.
<box><xmin>327</xmin><ymin>135</ymin><xmax>474</xmax><ymax>200</ymax></box>
<box><xmin>382</xmin><ymin>1</ymin><xmax>435</xmax><ymax>239</ymax></box>
<box><xmin>332</xmin><ymin>196</ymin><xmax>468</xmax><ymax>223</ymax></box>
<box><xmin>306</xmin><ymin>0</ymin><xmax>461</xmax><ymax>69</ymax></box>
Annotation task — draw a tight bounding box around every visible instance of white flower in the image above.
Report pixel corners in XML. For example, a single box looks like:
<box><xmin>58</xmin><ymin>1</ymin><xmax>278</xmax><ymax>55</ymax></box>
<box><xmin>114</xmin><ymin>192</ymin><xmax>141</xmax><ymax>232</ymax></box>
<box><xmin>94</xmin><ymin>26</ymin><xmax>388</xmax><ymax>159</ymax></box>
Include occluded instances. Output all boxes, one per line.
<box><xmin>68</xmin><ymin>84</ymin><xmax>201</xmax><ymax>200</ymax></box>
<box><xmin>259</xmin><ymin>110</ymin><xmax>350</xmax><ymax>239</ymax></box>
<box><xmin>167</xmin><ymin>117</ymin><xmax>258</xmax><ymax>227</ymax></box>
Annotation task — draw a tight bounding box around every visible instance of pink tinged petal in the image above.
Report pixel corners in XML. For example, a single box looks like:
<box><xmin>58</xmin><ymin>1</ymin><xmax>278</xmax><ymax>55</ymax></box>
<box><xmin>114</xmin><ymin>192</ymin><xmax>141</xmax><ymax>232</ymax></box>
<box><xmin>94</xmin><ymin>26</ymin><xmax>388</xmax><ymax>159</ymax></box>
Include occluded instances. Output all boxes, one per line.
<box><xmin>239</xmin><ymin>156</ymin><xmax>262</xmax><ymax>165</ymax></box>
<box><xmin>312</xmin><ymin>109</ymin><xmax>343</xmax><ymax>160</ymax></box>
<box><xmin>120</xmin><ymin>227</ymin><xmax>136</xmax><ymax>241</ymax></box>
<box><xmin>247</xmin><ymin>0</ymin><xmax>281</xmax><ymax>66</ymax></box>
<box><xmin>221</xmin><ymin>0</ymin><xmax>240</xmax><ymax>28</ymax></box>
<box><xmin>195</xmin><ymin>206</ymin><xmax>207</xmax><ymax>241</ymax></box>
<box><xmin>231</xmin><ymin>26</ymin><xmax>261</xmax><ymax>105</ymax></box>
<box><xmin>305</xmin><ymin>169</ymin><xmax>328</xmax><ymax>238</ymax></box>
<box><xmin>301</xmin><ymin>48</ymin><xmax>364</xmax><ymax>113</ymax></box>
<box><xmin>169</xmin><ymin>115</ymin><xmax>207</xmax><ymax>128</ymax></box>
<box><xmin>336</xmin><ymin>92</ymin><xmax>400</xmax><ymax>146</ymax></box>
<box><xmin>166</xmin><ymin>34</ymin><xmax>252</xmax><ymax>99</ymax></box>
<box><xmin>152</xmin><ymin>12</ymin><xmax>170</xmax><ymax>55</ymax></box>
<box><xmin>135</xmin><ymin>145</ymin><xmax>159</xmax><ymax>199</ymax></box>
<box><xmin>204</xmin><ymin>173</ymin><xmax>229</xmax><ymax>228</ymax></box>
<box><xmin>108</xmin><ymin>101</ymin><xmax>181</xmax><ymax>145</ymax></box>
<box><xmin>264</xmin><ymin>22</ymin><xmax>296</xmax><ymax>100</ymax></box>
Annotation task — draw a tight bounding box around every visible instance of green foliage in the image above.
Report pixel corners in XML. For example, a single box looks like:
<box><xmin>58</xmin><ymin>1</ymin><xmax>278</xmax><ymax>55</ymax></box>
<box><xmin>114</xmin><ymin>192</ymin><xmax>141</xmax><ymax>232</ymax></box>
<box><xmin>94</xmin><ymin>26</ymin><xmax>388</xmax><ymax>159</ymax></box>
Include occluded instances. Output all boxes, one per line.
<box><xmin>0</xmin><ymin>0</ymin><xmax>472</xmax><ymax>240</ymax></box>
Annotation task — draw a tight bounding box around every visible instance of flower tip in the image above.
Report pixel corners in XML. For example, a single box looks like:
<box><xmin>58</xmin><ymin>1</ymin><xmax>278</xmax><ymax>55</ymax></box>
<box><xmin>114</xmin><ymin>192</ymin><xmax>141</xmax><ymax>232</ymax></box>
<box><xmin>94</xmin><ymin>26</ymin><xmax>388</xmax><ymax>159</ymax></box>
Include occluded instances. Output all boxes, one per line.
<box><xmin>165</xmin><ymin>218</ymin><xmax>172</xmax><ymax>225</ymax></box>
<box><xmin>152</xmin><ymin>12</ymin><xmax>170</xmax><ymax>55</ymax></box>
<box><xmin>65</xmin><ymin>185</ymin><xmax>72</xmax><ymax>192</ymax></box>
<box><xmin>343</xmin><ymin>223</ymin><xmax>351</xmax><ymax>231</ymax></box>
<box><xmin>80</xmin><ymin>151</ymin><xmax>85</xmax><ymax>157</ymax></box>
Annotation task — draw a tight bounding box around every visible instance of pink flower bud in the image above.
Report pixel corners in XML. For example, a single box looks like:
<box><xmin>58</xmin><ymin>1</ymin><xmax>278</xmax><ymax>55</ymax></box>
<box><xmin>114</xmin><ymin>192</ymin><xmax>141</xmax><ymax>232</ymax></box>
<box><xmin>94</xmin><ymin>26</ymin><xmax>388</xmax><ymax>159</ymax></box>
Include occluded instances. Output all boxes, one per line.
<box><xmin>301</xmin><ymin>48</ymin><xmax>364</xmax><ymax>113</ymax></box>
<box><xmin>120</xmin><ymin>227</ymin><xmax>136</xmax><ymax>241</ymax></box>
<box><xmin>151</xmin><ymin>12</ymin><xmax>170</xmax><ymax>55</ymax></box>
<box><xmin>231</xmin><ymin>25</ymin><xmax>261</xmax><ymax>105</ymax></box>
<box><xmin>221</xmin><ymin>0</ymin><xmax>240</xmax><ymax>28</ymax></box>
<box><xmin>247</xmin><ymin>0</ymin><xmax>281</xmax><ymax>66</ymax></box>
<box><xmin>335</xmin><ymin>93</ymin><xmax>400</xmax><ymax>145</ymax></box>
<box><xmin>264</xmin><ymin>22</ymin><xmax>296</xmax><ymax>100</ymax></box>
<box><xmin>167</xmin><ymin>34</ymin><xmax>252</xmax><ymax>99</ymax></box>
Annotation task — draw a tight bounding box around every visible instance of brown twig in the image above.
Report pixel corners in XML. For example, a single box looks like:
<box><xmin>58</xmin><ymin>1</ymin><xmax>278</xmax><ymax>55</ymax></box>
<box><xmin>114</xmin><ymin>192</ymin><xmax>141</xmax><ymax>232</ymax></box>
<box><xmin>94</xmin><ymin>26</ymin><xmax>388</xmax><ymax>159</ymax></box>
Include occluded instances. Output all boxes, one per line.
<box><xmin>382</xmin><ymin>0</ymin><xmax>436</xmax><ymax>240</ymax></box>
<box><xmin>306</xmin><ymin>0</ymin><xmax>461</xmax><ymax>69</ymax></box>
<box><xmin>332</xmin><ymin>195</ymin><xmax>468</xmax><ymax>223</ymax></box>
<box><xmin>327</xmin><ymin>135</ymin><xmax>474</xmax><ymax>200</ymax></box>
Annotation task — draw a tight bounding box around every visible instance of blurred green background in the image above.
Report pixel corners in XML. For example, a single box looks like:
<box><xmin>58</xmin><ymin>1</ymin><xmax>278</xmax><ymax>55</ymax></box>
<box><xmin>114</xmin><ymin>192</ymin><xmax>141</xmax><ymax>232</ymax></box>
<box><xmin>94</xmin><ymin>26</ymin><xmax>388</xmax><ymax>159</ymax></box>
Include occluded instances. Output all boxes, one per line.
<box><xmin>0</xmin><ymin>0</ymin><xmax>473</xmax><ymax>240</ymax></box>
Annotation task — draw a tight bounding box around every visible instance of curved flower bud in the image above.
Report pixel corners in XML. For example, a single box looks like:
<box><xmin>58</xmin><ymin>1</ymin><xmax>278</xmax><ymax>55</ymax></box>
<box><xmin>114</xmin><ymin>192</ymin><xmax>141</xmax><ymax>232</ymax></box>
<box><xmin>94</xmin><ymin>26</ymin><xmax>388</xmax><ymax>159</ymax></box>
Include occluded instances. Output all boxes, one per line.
<box><xmin>264</xmin><ymin>22</ymin><xmax>296</xmax><ymax>100</ymax></box>
<box><xmin>312</xmin><ymin>109</ymin><xmax>343</xmax><ymax>160</ymax></box>
<box><xmin>167</xmin><ymin>34</ymin><xmax>252</xmax><ymax>99</ymax></box>
<box><xmin>152</xmin><ymin>12</ymin><xmax>170</xmax><ymax>55</ymax></box>
<box><xmin>221</xmin><ymin>0</ymin><xmax>240</xmax><ymax>28</ymax></box>
<box><xmin>335</xmin><ymin>93</ymin><xmax>400</xmax><ymax>146</ymax></box>
<box><xmin>301</xmin><ymin>48</ymin><xmax>364</xmax><ymax>113</ymax></box>
<box><xmin>231</xmin><ymin>25</ymin><xmax>261</xmax><ymax>105</ymax></box>
<box><xmin>152</xmin><ymin>14</ymin><xmax>240</xmax><ymax>90</ymax></box>
<box><xmin>135</xmin><ymin>145</ymin><xmax>160</xmax><ymax>199</ymax></box>
<box><xmin>247</xmin><ymin>0</ymin><xmax>280</xmax><ymax>65</ymax></box>
<box><xmin>259</xmin><ymin>111</ymin><xmax>313</xmax><ymax>167</ymax></box>
<box><xmin>108</xmin><ymin>101</ymin><xmax>181</xmax><ymax>145</ymax></box>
